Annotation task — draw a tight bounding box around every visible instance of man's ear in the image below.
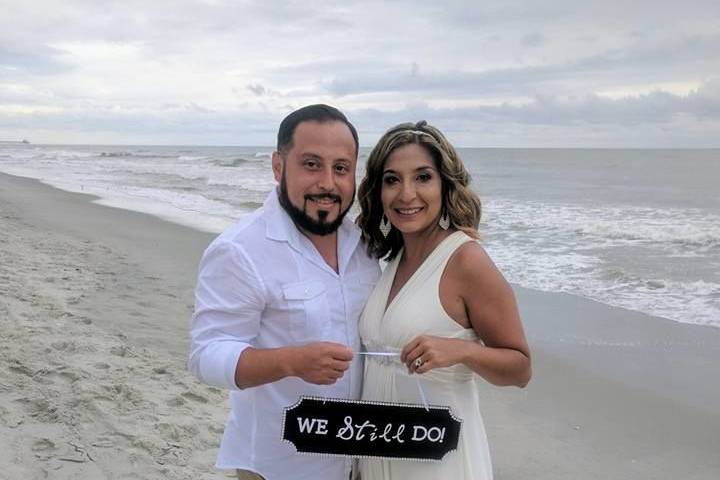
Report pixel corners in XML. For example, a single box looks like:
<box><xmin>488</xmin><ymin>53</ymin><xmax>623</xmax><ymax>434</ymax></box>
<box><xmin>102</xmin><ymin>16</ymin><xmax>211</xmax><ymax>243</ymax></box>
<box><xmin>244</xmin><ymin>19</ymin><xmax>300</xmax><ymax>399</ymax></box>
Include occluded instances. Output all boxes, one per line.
<box><xmin>271</xmin><ymin>151</ymin><xmax>283</xmax><ymax>183</ymax></box>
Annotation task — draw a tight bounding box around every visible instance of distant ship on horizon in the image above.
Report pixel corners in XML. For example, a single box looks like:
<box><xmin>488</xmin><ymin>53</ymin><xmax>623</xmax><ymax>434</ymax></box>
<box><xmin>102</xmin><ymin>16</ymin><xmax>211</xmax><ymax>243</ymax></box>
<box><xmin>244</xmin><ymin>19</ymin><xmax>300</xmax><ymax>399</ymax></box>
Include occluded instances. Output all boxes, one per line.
<box><xmin>0</xmin><ymin>139</ymin><xmax>31</xmax><ymax>144</ymax></box>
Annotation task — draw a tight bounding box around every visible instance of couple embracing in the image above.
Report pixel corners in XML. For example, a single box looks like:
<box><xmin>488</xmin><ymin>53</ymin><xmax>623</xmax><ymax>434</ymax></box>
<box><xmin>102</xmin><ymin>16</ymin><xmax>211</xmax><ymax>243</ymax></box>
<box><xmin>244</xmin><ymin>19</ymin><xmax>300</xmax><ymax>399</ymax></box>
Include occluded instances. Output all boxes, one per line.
<box><xmin>189</xmin><ymin>104</ymin><xmax>531</xmax><ymax>480</ymax></box>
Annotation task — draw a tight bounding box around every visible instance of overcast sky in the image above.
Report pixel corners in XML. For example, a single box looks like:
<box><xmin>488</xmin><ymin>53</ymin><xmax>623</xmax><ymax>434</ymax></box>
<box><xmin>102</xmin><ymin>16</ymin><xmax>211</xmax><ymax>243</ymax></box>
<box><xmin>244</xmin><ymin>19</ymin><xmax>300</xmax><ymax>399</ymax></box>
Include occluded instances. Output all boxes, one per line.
<box><xmin>1</xmin><ymin>0</ymin><xmax>719</xmax><ymax>147</ymax></box>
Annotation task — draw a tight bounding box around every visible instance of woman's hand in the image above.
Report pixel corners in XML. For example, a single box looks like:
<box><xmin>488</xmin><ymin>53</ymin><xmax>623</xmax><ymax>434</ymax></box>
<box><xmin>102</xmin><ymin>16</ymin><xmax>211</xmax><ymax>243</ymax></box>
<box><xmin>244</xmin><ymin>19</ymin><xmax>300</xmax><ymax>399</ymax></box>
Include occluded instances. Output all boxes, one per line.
<box><xmin>400</xmin><ymin>335</ymin><xmax>471</xmax><ymax>374</ymax></box>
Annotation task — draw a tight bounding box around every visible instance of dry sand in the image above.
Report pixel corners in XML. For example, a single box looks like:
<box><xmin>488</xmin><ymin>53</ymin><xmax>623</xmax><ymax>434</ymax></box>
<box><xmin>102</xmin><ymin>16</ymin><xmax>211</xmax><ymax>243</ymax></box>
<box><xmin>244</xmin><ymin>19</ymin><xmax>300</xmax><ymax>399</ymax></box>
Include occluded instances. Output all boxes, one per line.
<box><xmin>1</xmin><ymin>172</ymin><xmax>718</xmax><ymax>479</ymax></box>
<box><xmin>0</xmin><ymin>173</ymin><xmax>228</xmax><ymax>479</ymax></box>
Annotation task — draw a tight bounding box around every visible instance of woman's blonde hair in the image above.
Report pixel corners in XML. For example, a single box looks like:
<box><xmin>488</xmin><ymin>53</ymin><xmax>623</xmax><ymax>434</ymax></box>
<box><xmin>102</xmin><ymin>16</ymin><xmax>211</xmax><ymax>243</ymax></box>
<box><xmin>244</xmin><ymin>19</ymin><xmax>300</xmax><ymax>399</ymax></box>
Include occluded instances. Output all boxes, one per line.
<box><xmin>357</xmin><ymin>120</ymin><xmax>481</xmax><ymax>260</ymax></box>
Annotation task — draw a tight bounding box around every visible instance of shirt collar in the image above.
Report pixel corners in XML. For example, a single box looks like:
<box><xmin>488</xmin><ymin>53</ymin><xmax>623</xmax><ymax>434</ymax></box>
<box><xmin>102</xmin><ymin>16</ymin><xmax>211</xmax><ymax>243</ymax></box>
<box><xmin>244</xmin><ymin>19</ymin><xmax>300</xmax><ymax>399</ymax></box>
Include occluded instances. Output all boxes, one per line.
<box><xmin>263</xmin><ymin>187</ymin><xmax>362</xmax><ymax>274</ymax></box>
<box><xmin>264</xmin><ymin>186</ymin><xmax>303</xmax><ymax>248</ymax></box>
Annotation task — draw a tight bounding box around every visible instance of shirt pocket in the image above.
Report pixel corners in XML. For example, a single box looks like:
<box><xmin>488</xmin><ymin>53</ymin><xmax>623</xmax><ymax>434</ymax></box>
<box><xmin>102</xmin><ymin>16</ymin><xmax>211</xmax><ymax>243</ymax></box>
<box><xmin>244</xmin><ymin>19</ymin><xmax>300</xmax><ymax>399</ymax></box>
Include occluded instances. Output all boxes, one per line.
<box><xmin>282</xmin><ymin>280</ymin><xmax>331</xmax><ymax>343</ymax></box>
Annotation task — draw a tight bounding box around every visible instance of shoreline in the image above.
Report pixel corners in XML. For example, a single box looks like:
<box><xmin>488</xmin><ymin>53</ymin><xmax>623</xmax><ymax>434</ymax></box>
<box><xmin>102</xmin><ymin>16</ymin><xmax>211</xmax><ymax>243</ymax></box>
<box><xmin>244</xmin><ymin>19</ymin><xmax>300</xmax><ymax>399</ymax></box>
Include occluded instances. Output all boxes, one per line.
<box><xmin>5</xmin><ymin>169</ymin><xmax>716</xmax><ymax>331</ymax></box>
<box><xmin>1</xmin><ymin>171</ymin><xmax>719</xmax><ymax>479</ymax></box>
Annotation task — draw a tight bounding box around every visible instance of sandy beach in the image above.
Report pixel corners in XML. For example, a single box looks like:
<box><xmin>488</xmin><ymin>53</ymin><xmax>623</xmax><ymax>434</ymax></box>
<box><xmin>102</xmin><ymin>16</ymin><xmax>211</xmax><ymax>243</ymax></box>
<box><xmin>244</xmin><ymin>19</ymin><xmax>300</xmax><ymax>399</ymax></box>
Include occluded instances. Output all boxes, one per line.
<box><xmin>1</xmin><ymin>171</ymin><xmax>719</xmax><ymax>479</ymax></box>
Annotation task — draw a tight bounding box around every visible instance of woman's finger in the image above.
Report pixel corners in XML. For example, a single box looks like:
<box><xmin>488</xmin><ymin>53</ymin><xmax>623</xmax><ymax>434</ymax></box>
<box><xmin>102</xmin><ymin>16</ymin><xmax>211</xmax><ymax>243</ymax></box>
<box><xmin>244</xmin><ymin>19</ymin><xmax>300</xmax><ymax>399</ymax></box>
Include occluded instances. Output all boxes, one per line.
<box><xmin>400</xmin><ymin>336</ymin><xmax>422</xmax><ymax>362</ymax></box>
<box><xmin>415</xmin><ymin>359</ymin><xmax>431</xmax><ymax>374</ymax></box>
<box><xmin>405</xmin><ymin>346</ymin><xmax>425</xmax><ymax>372</ymax></box>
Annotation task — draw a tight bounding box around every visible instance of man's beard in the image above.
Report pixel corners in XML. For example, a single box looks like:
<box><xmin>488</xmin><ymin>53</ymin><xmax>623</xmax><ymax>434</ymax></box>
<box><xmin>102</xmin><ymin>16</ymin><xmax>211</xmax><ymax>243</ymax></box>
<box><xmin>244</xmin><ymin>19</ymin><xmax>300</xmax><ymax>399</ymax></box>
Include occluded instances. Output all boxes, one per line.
<box><xmin>278</xmin><ymin>171</ymin><xmax>354</xmax><ymax>236</ymax></box>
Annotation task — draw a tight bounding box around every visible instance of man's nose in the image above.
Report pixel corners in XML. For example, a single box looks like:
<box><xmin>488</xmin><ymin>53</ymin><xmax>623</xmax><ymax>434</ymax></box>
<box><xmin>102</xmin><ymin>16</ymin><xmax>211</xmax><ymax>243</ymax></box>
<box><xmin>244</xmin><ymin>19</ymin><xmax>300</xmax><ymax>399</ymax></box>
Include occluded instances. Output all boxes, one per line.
<box><xmin>317</xmin><ymin>166</ymin><xmax>335</xmax><ymax>191</ymax></box>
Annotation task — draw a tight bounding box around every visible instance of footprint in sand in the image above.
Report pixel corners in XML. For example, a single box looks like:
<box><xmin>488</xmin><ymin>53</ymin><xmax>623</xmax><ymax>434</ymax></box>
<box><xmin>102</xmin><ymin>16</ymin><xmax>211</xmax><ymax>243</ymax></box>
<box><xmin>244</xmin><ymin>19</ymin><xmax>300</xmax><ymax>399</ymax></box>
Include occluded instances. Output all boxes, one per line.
<box><xmin>180</xmin><ymin>392</ymin><xmax>208</xmax><ymax>404</ymax></box>
<box><xmin>8</xmin><ymin>359</ymin><xmax>34</xmax><ymax>377</ymax></box>
<box><xmin>91</xmin><ymin>435</ymin><xmax>116</xmax><ymax>449</ymax></box>
<box><xmin>166</xmin><ymin>396</ymin><xmax>185</xmax><ymax>407</ymax></box>
<box><xmin>22</xmin><ymin>396</ymin><xmax>62</xmax><ymax>423</ymax></box>
<box><xmin>50</xmin><ymin>340</ymin><xmax>78</xmax><ymax>352</ymax></box>
<box><xmin>32</xmin><ymin>438</ymin><xmax>57</xmax><ymax>460</ymax></box>
<box><xmin>0</xmin><ymin>408</ymin><xmax>23</xmax><ymax>428</ymax></box>
<box><xmin>109</xmin><ymin>345</ymin><xmax>135</xmax><ymax>358</ymax></box>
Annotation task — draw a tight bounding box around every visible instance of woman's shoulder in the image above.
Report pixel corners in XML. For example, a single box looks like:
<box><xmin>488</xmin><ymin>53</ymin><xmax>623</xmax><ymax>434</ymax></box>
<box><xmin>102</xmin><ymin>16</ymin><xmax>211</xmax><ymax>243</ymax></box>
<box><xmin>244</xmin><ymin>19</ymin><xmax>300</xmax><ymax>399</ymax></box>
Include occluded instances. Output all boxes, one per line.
<box><xmin>446</xmin><ymin>234</ymin><xmax>506</xmax><ymax>289</ymax></box>
<box><xmin>449</xmin><ymin>232</ymin><xmax>489</xmax><ymax>264</ymax></box>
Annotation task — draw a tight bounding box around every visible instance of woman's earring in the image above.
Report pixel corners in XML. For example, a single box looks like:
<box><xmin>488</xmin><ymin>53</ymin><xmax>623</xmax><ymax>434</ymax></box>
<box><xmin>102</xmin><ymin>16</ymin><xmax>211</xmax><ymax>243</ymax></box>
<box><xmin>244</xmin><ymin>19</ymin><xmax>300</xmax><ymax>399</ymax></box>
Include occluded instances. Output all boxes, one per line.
<box><xmin>439</xmin><ymin>210</ymin><xmax>450</xmax><ymax>230</ymax></box>
<box><xmin>379</xmin><ymin>214</ymin><xmax>392</xmax><ymax>237</ymax></box>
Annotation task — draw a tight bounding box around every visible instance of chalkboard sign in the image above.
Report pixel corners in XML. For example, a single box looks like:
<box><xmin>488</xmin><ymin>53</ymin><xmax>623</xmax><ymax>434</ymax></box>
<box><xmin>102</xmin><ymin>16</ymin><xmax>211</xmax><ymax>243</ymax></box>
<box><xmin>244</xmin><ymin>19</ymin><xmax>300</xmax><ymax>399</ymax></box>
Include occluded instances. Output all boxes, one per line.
<box><xmin>282</xmin><ymin>396</ymin><xmax>462</xmax><ymax>461</ymax></box>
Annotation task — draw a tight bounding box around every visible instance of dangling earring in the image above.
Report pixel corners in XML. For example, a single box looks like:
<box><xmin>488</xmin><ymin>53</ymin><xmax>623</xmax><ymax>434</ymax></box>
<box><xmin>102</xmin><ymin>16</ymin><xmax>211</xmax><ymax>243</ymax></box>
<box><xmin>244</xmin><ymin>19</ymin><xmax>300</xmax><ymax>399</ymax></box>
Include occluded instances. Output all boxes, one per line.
<box><xmin>439</xmin><ymin>209</ymin><xmax>450</xmax><ymax>230</ymax></box>
<box><xmin>379</xmin><ymin>214</ymin><xmax>392</xmax><ymax>237</ymax></box>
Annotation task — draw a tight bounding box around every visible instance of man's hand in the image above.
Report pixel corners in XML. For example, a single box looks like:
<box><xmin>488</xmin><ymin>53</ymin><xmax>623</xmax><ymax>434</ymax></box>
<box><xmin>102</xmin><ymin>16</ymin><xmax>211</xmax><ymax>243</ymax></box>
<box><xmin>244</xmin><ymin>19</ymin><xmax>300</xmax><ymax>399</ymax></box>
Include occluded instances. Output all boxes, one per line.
<box><xmin>234</xmin><ymin>342</ymin><xmax>354</xmax><ymax>389</ymax></box>
<box><xmin>287</xmin><ymin>342</ymin><xmax>353</xmax><ymax>385</ymax></box>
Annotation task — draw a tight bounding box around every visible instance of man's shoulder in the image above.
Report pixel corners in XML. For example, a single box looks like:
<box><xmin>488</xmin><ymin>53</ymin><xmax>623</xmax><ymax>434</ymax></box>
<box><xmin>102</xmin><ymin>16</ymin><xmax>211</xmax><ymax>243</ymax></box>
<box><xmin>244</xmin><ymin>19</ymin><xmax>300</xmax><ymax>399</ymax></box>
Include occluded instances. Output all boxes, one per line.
<box><xmin>206</xmin><ymin>208</ymin><xmax>268</xmax><ymax>256</ymax></box>
<box><xmin>354</xmin><ymin>244</ymin><xmax>380</xmax><ymax>269</ymax></box>
<box><xmin>350</xmin><ymin>232</ymin><xmax>381</xmax><ymax>277</ymax></box>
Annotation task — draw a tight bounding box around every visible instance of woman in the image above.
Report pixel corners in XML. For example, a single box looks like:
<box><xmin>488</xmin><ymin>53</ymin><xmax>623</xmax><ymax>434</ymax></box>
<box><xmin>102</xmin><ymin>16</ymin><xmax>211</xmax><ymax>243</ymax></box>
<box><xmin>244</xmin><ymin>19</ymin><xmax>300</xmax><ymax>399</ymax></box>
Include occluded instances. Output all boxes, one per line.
<box><xmin>356</xmin><ymin>121</ymin><xmax>531</xmax><ymax>479</ymax></box>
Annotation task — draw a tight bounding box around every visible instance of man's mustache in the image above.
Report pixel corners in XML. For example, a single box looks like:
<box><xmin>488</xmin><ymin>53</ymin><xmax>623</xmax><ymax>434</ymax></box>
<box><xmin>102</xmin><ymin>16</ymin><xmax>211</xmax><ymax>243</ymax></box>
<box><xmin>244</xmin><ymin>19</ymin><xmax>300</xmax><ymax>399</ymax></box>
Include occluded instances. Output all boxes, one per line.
<box><xmin>304</xmin><ymin>193</ymin><xmax>341</xmax><ymax>203</ymax></box>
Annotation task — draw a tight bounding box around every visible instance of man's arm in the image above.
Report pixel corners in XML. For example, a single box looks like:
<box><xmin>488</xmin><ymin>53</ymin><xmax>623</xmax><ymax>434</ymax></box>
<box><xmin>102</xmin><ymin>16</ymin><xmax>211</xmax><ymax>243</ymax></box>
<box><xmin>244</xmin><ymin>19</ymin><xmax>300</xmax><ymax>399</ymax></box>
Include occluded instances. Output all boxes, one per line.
<box><xmin>189</xmin><ymin>240</ymin><xmax>353</xmax><ymax>390</ymax></box>
<box><xmin>234</xmin><ymin>342</ymin><xmax>353</xmax><ymax>389</ymax></box>
<box><xmin>188</xmin><ymin>240</ymin><xmax>262</xmax><ymax>390</ymax></box>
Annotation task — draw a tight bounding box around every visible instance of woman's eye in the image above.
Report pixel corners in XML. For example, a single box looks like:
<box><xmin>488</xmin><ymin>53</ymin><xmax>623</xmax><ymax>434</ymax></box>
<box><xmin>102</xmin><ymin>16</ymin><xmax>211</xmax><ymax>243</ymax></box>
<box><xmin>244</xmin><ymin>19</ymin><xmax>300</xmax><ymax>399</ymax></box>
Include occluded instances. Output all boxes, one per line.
<box><xmin>417</xmin><ymin>173</ymin><xmax>432</xmax><ymax>182</ymax></box>
<box><xmin>383</xmin><ymin>176</ymin><xmax>398</xmax><ymax>185</ymax></box>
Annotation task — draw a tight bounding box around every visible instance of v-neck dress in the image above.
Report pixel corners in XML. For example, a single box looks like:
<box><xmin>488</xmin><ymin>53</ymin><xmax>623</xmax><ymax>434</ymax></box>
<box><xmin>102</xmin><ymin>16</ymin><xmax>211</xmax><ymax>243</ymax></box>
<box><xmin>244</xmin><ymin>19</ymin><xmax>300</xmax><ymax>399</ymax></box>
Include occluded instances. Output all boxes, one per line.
<box><xmin>358</xmin><ymin>231</ymin><xmax>493</xmax><ymax>480</ymax></box>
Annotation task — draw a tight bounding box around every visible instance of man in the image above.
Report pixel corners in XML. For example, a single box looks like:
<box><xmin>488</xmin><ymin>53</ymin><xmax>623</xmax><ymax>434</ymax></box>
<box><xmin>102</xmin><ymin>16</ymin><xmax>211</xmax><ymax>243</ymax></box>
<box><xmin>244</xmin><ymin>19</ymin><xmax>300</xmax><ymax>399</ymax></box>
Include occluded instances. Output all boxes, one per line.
<box><xmin>189</xmin><ymin>105</ymin><xmax>380</xmax><ymax>480</ymax></box>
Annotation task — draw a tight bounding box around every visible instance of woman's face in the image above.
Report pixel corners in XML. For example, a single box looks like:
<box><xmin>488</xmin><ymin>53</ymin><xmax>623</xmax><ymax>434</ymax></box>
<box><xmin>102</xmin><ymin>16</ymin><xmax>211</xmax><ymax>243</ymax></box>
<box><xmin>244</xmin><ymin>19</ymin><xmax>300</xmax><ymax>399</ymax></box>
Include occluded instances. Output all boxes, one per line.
<box><xmin>380</xmin><ymin>143</ymin><xmax>443</xmax><ymax>236</ymax></box>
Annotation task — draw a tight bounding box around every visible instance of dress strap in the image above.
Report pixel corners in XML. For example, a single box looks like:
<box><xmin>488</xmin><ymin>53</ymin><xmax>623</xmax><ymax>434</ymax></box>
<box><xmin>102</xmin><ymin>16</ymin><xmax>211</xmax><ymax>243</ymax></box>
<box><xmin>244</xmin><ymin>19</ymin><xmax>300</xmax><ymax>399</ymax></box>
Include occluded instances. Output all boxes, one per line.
<box><xmin>425</xmin><ymin>231</ymin><xmax>475</xmax><ymax>284</ymax></box>
<box><xmin>436</xmin><ymin>231</ymin><xmax>474</xmax><ymax>267</ymax></box>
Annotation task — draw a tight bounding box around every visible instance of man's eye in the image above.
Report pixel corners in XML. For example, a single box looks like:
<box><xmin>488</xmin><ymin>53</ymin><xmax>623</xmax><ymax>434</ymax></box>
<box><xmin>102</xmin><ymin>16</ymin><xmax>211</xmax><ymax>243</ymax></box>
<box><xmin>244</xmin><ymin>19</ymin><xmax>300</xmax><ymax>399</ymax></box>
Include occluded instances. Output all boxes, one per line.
<box><xmin>304</xmin><ymin>160</ymin><xmax>319</xmax><ymax>169</ymax></box>
<box><xmin>335</xmin><ymin>164</ymin><xmax>349</xmax><ymax>174</ymax></box>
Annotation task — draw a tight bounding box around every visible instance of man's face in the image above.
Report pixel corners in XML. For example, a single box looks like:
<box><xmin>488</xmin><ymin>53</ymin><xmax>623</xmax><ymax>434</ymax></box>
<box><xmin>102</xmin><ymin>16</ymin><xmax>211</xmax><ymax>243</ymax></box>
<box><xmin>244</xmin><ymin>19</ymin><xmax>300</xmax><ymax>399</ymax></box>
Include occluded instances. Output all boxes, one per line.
<box><xmin>272</xmin><ymin>120</ymin><xmax>357</xmax><ymax>236</ymax></box>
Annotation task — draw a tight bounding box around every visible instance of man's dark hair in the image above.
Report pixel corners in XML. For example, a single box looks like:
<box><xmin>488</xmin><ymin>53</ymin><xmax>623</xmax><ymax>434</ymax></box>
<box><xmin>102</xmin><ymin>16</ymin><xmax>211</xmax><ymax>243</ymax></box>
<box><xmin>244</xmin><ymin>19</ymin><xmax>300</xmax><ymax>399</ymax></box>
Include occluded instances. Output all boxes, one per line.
<box><xmin>277</xmin><ymin>104</ymin><xmax>359</xmax><ymax>155</ymax></box>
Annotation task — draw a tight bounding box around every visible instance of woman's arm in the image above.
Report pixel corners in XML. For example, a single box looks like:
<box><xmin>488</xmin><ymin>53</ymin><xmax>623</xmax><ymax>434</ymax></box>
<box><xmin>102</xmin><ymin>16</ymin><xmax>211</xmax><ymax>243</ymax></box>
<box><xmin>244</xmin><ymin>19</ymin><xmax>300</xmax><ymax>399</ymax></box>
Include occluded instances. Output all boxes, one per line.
<box><xmin>401</xmin><ymin>242</ymin><xmax>531</xmax><ymax>387</ymax></box>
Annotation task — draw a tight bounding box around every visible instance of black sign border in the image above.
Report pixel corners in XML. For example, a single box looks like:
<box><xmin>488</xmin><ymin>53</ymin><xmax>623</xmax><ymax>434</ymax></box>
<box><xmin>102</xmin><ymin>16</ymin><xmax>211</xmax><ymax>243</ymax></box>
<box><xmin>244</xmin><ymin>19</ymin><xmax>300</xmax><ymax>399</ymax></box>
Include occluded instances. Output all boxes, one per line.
<box><xmin>282</xmin><ymin>395</ymin><xmax>463</xmax><ymax>462</ymax></box>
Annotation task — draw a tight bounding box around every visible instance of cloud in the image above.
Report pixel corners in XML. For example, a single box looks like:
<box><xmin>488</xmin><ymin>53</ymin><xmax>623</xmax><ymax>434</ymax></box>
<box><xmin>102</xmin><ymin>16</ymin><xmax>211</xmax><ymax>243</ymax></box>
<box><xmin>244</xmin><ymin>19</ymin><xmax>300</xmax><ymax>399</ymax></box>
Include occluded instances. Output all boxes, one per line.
<box><xmin>1</xmin><ymin>1</ymin><xmax>719</xmax><ymax>146</ymax></box>
<box><xmin>354</xmin><ymin>80</ymin><xmax>720</xmax><ymax>127</ymax></box>
<box><xmin>3</xmin><ymin>80</ymin><xmax>718</xmax><ymax>147</ymax></box>
<box><xmin>307</xmin><ymin>33</ymin><xmax>720</xmax><ymax>98</ymax></box>
<box><xmin>0</xmin><ymin>43</ymin><xmax>73</xmax><ymax>75</ymax></box>
<box><xmin>246</xmin><ymin>84</ymin><xmax>266</xmax><ymax>96</ymax></box>
<box><xmin>521</xmin><ymin>33</ymin><xmax>545</xmax><ymax>47</ymax></box>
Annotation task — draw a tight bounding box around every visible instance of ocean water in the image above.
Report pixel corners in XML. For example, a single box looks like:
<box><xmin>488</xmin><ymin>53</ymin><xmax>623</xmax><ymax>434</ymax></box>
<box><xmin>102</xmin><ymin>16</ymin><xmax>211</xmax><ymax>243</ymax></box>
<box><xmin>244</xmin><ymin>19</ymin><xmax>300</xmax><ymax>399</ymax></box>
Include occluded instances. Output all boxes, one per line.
<box><xmin>1</xmin><ymin>144</ymin><xmax>718</xmax><ymax>328</ymax></box>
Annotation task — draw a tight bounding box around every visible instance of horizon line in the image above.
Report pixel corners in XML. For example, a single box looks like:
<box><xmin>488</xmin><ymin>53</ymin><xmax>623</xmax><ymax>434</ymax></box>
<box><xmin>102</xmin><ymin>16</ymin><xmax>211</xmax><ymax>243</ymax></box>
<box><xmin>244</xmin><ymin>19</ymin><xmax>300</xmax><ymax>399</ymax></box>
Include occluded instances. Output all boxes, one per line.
<box><xmin>2</xmin><ymin>141</ymin><xmax>719</xmax><ymax>150</ymax></box>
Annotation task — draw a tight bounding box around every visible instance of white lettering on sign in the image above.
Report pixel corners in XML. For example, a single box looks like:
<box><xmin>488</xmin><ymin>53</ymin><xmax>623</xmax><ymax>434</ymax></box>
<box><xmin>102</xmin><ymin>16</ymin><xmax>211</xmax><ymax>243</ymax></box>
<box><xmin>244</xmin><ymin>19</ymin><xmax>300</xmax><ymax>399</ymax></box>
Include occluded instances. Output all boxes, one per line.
<box><xmin>299</xmin><ymin>415</ymin><xmax>447</xmax><ymax>444</ymax></box>
<box><xmin>283</xmin><ymin>397</ymin><xmax>462</xmax><ymax>460</ymax></box>
<box><xmin>336</xmin><ymin>416</ymin><xmax>441</xmax><ymax>445</ymax></box>
<box><xmin>411</xmin><ymin>425</ymin><xmax>446</xmax><ymax>443</ymax></box>
<box><xmin>297</xmin><ymin>417</ymin><xmax>330</xmax><ymax>435</ymax></box>
<box><xmin>378</xmin><ymin>422</ymin><xmax>405</xmax><ymax>444</ymax></box>
<box><xmin>337</xmin><ymin>416</ymin><xmax>375</xmax><ymax>440</ymax></box>
<box><xmin>316</xmin><ymin>419</ymin><xmax>328</xmax><ymax>435</ymax></box>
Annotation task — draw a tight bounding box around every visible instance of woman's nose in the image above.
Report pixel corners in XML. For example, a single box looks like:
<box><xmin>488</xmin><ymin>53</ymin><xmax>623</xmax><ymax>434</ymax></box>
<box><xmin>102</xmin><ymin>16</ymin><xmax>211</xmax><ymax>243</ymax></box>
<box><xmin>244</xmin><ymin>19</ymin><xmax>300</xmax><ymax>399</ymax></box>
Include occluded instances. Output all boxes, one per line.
<box><xmin>399</xmin><ymin>180</ymin><xmax>416</xmax><ymax>202</ymax></box>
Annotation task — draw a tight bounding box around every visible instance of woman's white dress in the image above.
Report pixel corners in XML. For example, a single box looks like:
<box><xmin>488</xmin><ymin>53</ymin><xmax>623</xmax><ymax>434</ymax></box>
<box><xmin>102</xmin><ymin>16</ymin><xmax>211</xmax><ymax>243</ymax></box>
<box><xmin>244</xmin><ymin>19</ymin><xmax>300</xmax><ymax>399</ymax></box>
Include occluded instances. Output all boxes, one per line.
<box><xmin>359</xmin><ymin>231</ymin><xmax>493</xmax><ymax>480</ymax></box>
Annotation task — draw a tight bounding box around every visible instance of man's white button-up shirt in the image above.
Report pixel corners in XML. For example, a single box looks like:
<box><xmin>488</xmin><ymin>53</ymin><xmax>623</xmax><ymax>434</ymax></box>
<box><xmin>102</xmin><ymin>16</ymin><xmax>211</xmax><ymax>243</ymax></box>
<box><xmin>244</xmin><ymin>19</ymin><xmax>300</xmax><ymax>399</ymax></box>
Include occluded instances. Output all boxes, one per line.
<box><xmin>189</xmin><ymin>188</ymin><xmax>380</xmax><ymax>480</ymax></box>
